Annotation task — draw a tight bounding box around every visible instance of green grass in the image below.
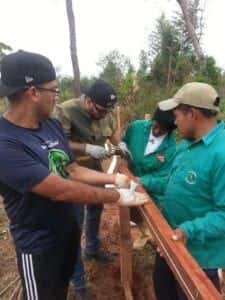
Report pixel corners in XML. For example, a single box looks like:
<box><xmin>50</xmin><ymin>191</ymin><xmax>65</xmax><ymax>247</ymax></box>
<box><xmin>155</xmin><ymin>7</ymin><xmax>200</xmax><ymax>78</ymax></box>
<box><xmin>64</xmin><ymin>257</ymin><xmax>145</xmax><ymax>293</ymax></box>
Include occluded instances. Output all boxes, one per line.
<box><xmin>0</xmin><ymin>99</ymin><xmax>7</xmax><ymax>114</ymax></box>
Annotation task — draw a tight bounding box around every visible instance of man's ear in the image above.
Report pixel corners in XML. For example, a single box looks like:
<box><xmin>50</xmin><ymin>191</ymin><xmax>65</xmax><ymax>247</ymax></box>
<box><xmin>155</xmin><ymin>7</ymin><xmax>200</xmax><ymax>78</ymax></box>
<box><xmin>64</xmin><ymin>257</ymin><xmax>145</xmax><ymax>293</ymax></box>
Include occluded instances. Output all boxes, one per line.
<box><xmin>85</xmin><ymin>97</ymin><xmax>92</xmax><ymax>110</ymax></box>
<box><xmin>24</xmin><ymin>86</ymin><xmax>39</xmax><ymax>102</ymax></box>
<box><xmin>190</xmin><ymin>107</ymin><xmax>199</xmax><ymax>120</ymax></box>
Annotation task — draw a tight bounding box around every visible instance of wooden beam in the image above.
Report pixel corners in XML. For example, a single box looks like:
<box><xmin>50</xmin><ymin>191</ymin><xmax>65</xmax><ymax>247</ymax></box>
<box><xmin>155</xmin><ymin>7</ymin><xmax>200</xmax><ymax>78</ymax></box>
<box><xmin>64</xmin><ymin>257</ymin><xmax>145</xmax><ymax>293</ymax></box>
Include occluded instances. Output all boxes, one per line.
<box><xmin>119</xmin><ymin>206</ymin><xmax>133</xmax><ymax>297</ymax></box>
<box><xmin>123</xmin><ymin>282</ymin><xmax>134</xmax><ymax>300</ymax></box>
<box><xmin>116</xmin><ymin>105</ymin><xmax>133</xmax><ymax>299</ymax></box>
<box><xmin>118</xmin><ymin>164</ymin><xmax>222</xmax><ymax>300</ymax></box>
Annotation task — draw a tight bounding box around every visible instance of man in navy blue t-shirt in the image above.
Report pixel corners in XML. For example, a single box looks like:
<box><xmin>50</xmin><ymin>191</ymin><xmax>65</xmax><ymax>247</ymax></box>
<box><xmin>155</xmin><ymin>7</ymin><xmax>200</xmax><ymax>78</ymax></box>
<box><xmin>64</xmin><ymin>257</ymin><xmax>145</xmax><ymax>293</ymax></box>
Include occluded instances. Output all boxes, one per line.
<box><xmin>0</xmin><ymin>51</ymin><xmax>148</xmax><ymax>300</ymax></box>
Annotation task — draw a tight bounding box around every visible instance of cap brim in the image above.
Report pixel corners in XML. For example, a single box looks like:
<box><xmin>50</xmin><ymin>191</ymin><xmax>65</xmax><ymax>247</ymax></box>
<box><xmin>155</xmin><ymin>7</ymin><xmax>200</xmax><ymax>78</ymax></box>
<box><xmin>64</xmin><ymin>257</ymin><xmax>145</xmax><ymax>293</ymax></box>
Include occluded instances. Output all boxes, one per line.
<box><xmin>158</xmin><ymin>98</ymin><xmax>179</xmax><ymax>111</ymax></box>
<box><xmin>0</xmin><ymin>79</ymin><xmax>24</xmax><ymax>97</ymax></box>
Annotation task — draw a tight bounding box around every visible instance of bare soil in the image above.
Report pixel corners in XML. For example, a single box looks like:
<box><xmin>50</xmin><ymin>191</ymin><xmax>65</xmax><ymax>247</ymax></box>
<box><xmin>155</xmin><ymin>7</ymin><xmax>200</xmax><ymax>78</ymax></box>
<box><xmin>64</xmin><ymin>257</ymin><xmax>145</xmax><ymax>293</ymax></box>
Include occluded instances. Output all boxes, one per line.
<box><xmin>0</xmin><ymin>199</ymin><xmax>155</xmax><ymax>300</ymax></box>
<box><xmin>0</xmin><ymin>198</ymin><xmax>224</xmax><ymax>300</ymax></box>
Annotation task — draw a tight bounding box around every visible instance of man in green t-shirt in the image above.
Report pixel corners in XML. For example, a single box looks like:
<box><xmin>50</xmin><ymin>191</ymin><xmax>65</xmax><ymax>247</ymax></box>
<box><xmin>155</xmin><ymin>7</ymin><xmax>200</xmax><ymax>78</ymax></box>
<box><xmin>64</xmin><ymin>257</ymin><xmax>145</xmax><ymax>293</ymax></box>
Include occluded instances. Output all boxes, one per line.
<box><xmin>153</xmin><ymin>82</ymin><xmax>223</xmax><ymax>299</ymax></box>
<box><xmin>56</xmin><ymin>80</ymin><xmax>120</xmax><ymax>299</ymax></box>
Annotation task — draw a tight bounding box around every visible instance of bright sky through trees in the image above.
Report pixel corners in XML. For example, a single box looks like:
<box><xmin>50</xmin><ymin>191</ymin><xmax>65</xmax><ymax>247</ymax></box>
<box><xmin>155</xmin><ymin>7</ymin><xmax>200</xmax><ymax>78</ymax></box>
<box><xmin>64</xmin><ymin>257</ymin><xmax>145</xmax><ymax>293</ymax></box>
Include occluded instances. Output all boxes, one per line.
<box><xmin>0</xmin><ymin>0</ymin><xmax>223</xmax><ymax>76</ymax></box>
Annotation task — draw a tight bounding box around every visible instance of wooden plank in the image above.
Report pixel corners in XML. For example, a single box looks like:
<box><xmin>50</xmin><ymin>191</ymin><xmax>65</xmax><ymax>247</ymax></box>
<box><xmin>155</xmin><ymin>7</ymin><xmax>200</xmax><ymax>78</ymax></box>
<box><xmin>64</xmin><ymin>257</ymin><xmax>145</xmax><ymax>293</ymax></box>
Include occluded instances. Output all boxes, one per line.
<box><xmin>116</xmin><ymin>105</ymin><xmax>133</xmax><ymax>299</ymax></box>
<box><xmin>119</xmin><ymin>207</ymin><xmax>133</xmax><ymax>288</ymax></box>
<box><xmin>119</xmin><ymin>164</ymin><xmax>222</xmax><ymax>300</ymax></box>
<box><xmin>124</xmin><ymin>282</ymin><xmax>134</xmax><ymax>300</ymax></box>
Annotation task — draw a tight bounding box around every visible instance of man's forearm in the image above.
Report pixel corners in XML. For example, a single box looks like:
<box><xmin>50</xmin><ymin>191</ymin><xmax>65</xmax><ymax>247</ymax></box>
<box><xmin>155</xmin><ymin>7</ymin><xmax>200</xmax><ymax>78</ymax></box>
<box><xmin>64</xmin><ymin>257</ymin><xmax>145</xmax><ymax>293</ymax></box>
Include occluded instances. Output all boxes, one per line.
<box><xmin>109</xmin><ymin>129</ymin><xmax>121</xmax><ymax>145</ymax></box>
<box><xmin>59</xmin><ymin>180</ymin><xmax>119</xmax><ymax>204</ymax></box>
<box><xmin>32</xmin><ymin>173</ymin><xmax>119</xmax><ymax>205</ymax></box>
<box><xmin>69</xmin><ymin>141</ymin><xmax>86</xmax><ymax>154</ymax></box>
<box><xmin>67</xmin><ymin>164</ymin><xmax>115</xmax><ymax>186</ymax></box>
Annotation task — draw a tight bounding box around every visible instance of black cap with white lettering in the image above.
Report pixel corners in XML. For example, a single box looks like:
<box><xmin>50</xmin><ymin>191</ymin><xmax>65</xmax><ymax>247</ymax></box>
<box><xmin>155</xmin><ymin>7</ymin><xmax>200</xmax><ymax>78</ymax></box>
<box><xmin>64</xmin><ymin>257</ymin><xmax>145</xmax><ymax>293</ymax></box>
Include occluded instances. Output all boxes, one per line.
<box><xmin>86</xmin><ymin>79</ymin><xmax>117</xmax><ymax>108</ymax></box>
<box><xmin>0</xmin><ymin>50</ymin><xmax>56</xmax><ymax>97</ymax></box>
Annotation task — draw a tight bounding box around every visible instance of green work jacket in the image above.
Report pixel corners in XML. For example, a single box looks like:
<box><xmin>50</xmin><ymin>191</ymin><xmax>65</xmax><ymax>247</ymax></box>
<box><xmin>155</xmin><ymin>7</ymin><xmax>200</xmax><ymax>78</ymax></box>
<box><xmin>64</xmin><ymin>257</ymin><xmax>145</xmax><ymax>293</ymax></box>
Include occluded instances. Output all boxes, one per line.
<box><xmin>122</xmin><ymin>119</ymin><xmax>176</xmax><ymax>205</ymax></box>
<box><xmin>163</xmin><ymin>121</ymin><xmax>225</xmax><ymax>268</ymax></box>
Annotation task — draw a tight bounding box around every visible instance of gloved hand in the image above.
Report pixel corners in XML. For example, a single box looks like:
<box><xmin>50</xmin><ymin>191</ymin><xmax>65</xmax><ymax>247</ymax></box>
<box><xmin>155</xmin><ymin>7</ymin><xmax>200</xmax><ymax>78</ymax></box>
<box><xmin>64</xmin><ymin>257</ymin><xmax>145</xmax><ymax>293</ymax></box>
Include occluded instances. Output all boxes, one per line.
<box><xmin>117</xmin><ymin>189</ymin><xmax>148</xmax><ymax>206</ymax></box>
<box><xmin>85</xmin><ymin>144</ymin><xmax>109</xmax><ymax>159</ymax></box>
<box><xmin>116</xmin><ymin>142</ymin><xmax>133</xmax><ymax>161</ymax></box>
<box><xmin>115</xmin><ymin>173</ymin><xmax>130</xmax><ymax>188</ymax></box>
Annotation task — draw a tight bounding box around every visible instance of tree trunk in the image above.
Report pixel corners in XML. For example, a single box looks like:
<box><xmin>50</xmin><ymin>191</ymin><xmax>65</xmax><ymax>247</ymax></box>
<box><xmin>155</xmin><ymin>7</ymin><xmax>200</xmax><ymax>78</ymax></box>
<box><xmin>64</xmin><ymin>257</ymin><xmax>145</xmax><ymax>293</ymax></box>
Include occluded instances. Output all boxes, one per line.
<box><xmin>177</xmin><ymin>0</ymin><xmax>204</xmax><ymax>61</ymax></box>
<box><xmin>166</xmin><ymin>47</ymin><xmax>173</xmax><ymax>89</ymax></box>
<box><xmin>65</xmin><ymin>0</ymin><xmax>81</xmax><ymax>97</ymax></box>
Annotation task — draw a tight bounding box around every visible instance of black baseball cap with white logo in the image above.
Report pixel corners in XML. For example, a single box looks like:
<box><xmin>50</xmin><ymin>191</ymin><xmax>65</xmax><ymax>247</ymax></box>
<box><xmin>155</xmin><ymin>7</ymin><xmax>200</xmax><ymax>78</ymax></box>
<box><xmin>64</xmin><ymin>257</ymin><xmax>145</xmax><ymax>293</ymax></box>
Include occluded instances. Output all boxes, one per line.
<box><xmin>0</xmin><ymin>50</ymin><xmax>56</xmax><ymax>97</ymax></box>
<box><xmin>86</xmin><ymin>79</ymin><xmax>117</xmax><ymax>108</ymax></box>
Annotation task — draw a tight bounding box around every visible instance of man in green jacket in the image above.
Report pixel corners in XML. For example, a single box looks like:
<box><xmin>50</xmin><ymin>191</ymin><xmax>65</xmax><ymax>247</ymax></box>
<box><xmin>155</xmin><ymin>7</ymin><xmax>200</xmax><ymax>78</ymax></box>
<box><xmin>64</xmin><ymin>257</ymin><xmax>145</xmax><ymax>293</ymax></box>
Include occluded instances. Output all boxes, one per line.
<box><xmin>121</xmin><ymin>106</ymin><xmax>176</xmax><ymax>206</ymax></box>
<box><xmin>154</xmin><ymin>82</ymin><xmax>223</xmax><ymax>299</ymax></box>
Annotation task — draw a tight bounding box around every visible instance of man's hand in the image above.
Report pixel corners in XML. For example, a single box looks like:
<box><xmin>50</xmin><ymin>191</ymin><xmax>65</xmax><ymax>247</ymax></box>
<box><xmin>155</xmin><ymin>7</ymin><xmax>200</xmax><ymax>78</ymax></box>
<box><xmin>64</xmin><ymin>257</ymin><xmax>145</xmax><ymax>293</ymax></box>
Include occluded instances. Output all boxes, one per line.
<box><xmin>172</xmin><ymin>228</ymin><xmax>187</xmax><ymax>243</ymax></box>
<box><xmin>157</xmin><ymin>228</ymin><xmax>186</xmax><ymax>258</ymax></box>
<box><xmin>117</xmin><ymin>189</ymin><xmax>148</xmax><ymax>206</ymax></box>
<box><xmin>85</xmin><ymin>144</ymin><xmax>109</xmax><ymax>159</ymax></box>
<box><xmin>115</xmin><ymin>173</ymin><xmax>130</xmax><ymax>188</ymax></box>
<box><xmin>117</xmin><ymin>142</ymin><xmax>133</xmax><ymax>160</ymax></box>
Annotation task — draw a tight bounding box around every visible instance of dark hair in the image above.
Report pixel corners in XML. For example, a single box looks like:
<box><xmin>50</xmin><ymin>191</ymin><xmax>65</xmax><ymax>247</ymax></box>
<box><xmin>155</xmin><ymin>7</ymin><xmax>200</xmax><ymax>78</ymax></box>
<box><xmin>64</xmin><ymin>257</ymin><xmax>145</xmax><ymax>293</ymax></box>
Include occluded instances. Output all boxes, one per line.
<box><xmin>177</xmin><ymin>104</ymin><xmax>218</xmax><ymax>118</ymax></box>
<box><xmin>152</xmin><ymin>107</ymin><xmax>176</xmax><ymax>131</ymax></box>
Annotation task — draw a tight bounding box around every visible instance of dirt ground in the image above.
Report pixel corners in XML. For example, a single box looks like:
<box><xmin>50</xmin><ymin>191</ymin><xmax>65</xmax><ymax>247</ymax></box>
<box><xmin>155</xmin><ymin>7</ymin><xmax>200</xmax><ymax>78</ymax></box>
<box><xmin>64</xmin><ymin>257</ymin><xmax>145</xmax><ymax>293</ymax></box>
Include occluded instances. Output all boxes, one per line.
<box><xmin>0</xmin><ymin>199</ymin><xmax>155</xmax><ymax>300</ymax></box>
<box><xmin>0</xmin><ymin>198</ymin><xmax>224</xmax><ymax>300</ymax></box>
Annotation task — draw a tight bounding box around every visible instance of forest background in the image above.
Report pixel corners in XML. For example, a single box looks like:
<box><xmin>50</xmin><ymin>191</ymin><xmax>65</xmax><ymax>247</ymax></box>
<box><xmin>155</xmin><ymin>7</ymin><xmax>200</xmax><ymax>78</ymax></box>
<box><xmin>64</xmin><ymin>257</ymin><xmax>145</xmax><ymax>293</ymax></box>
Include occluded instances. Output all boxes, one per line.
<box><xmin>1</xmin><ymin>0</ymin><xmax>225</xmax><ymax>124</ymax></box>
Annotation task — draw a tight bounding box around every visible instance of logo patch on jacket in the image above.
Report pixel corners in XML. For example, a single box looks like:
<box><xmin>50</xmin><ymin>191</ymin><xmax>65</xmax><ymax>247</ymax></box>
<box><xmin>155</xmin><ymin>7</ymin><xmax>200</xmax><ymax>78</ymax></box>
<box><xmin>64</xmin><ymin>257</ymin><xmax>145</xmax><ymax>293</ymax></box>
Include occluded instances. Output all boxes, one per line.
<box><xmin>185</xmin><ymin>170</ymin><xmax>197</xmax><ymax>185</ymax></box>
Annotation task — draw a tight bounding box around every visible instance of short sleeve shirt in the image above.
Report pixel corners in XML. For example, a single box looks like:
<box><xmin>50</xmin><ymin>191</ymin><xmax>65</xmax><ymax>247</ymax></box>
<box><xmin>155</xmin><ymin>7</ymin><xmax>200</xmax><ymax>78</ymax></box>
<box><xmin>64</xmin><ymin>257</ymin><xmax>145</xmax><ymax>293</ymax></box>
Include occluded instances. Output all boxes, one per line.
<box><xmin>0</xmin><ymin>117</ymin><xmax>77</xmax><ymax>254</ymax></box>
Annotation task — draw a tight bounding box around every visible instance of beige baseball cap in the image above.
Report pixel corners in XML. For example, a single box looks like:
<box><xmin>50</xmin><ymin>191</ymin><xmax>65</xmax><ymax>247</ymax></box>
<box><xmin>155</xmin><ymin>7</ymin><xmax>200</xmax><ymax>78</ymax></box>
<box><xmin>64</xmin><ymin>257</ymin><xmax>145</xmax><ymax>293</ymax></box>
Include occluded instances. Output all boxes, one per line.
<box><xmin>158</xmin><ymin>82</ymin><xmax>219</xmax><ymax>112</ymax></box>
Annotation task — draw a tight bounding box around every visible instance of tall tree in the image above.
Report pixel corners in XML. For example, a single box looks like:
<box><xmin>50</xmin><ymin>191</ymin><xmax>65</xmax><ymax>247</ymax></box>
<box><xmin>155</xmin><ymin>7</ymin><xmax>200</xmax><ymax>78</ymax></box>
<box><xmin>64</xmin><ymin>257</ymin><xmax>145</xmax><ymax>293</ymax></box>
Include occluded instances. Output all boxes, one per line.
<box><xmin>97</xmin><ymin>50</ymin><xmax>131</xmax><ymax>90</ymax></box>
<box><xmin>137</xmin><ymin>50</ymin><xmax>149</xmax><ymax>79</ymax></box>
<box><xmin>149</xmin><ymin>15</ymin><xmax>182</xmax><ymax>87</ymax></box>
<box><xmin>65</xmin><ymin>0</ymin><xmax>81</xmax><ymax>97</ymax></box>
<box><xmin>176</xmin><ymin>0</ymin><xmax>204</xmax><ymax>61</ymax></box>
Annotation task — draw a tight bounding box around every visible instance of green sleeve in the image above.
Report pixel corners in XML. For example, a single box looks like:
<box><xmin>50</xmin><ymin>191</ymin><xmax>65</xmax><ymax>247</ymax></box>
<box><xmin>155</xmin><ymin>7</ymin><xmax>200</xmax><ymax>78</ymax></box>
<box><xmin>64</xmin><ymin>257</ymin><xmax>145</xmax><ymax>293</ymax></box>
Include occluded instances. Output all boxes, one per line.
<box><xmin>122</xmin><ymin>122</ymin><xmax>135</xmax><ymax>144</ymax></box>
<box><xmin>180</xmin><ymin>157</ymin><xmax>225</xmax><ymax>243</ymax></box>
<box><xmin>121</xmin><ymin>126</ymin><xmax>129</xmax><ymax>144</ymax></box>
<box><xmin>140</xmin><ymin>143</ymin><xmax>176</xmax><ymax>196</ymax></box>
<box><xmin>140</xmin><ymin>174</ymin><xmax>168</xmax><ymax>196</ymax></box>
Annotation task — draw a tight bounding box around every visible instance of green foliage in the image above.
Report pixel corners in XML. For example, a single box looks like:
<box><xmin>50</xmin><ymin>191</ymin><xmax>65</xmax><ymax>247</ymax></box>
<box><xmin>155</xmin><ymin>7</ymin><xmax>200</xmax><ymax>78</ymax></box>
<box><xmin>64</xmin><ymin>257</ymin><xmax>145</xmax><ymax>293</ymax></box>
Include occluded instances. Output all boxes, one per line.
<box><xmin>0</xmin><ymin>42</ymin><xmax>12</xmax><ymax>106</ymax></box>
<box><xmin>0</xmin><ymin>99</ymin><xmax>8</xmax><ymax>114</ymax></box>
<box><xmin>218</xmin><ymin>98</ymin><xmax>225</xmax><ymax>121</ymax></box>
<box><xmin>57</xmin><ymin>76</ymin><xmax>74</xmax><ymax>102</ymax></box>
<box><xmin>117</xmin><ymin>65</ymin><xmax>135</xmax><ymax>102</ymax></box>
<box><xmin>97</xmin><ymin>49</ymin><xmax>131</xmax><ymax>91</ymax></box>
<box><xmin>97</xmin><ymin>49</ymin><xmax>139</xmax><ymax>113</ymax></box>
<box><xmin>0</xmin><ymin>42</ymin><xmax>12</xmax><ymax>61</ymax></box>
<box><xmin>148</xmin><ymin>14</ymin><xmax>198</xmax><ymax>88</ymax></box>
<box><xmin>172</xmin><ymin>0</ymin><xmax>204</xmax><ymax>54</ymax></box>
<box><xmin>80</xmin><ymin>76</ymin><xmax>96</xmax><ymax>93</ymax></box>
<box><xmin>193</xmin><ymin>56</ymin><xmax>223</xmax><ymax>87</ymax></box>
<box><xmin>137</xmin><ymin>50</ymin><xmax>149</xmax><ymax>78</ymax></box>
<box><xmin>41</xmin><ymin>2</ymin><xmax>225</xmax><ymax>124</ymax></box>
<box><xmin>57</xmin><ymin>75</ymin><xmax>96</xmax><ymax>102</ymax></box>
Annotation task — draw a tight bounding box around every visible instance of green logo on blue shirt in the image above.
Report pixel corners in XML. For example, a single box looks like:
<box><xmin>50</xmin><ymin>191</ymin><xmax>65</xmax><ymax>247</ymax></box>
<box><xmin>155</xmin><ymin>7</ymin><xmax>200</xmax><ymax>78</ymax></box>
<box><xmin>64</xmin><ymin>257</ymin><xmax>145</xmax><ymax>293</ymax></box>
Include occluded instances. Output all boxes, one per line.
<box><xmin>48</xmin><ymin>149</ymin><xmax>70</xmax><ymax>178</ymax></box>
